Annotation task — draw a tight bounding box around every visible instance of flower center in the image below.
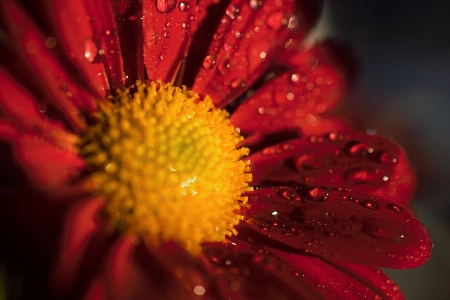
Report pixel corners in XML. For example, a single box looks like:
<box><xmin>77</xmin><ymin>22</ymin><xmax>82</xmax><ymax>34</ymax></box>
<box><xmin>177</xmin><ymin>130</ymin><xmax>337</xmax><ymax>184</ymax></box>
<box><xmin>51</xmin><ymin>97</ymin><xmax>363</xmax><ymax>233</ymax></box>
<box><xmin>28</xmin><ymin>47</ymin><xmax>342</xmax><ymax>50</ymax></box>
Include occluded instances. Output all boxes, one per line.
<box><xmin>78</xmin><ymin>81</ymin><xmax>252</xmax><ymax>253</ymax></box>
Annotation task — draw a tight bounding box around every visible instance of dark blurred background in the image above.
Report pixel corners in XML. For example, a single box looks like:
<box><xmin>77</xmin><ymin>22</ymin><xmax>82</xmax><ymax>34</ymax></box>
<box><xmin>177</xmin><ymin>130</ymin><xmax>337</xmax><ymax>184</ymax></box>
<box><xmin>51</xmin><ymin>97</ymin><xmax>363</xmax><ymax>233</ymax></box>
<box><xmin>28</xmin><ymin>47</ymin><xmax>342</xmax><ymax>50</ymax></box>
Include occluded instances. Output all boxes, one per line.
<box><xmin>320</xmin><ymin>0</ymin><xmax>450</xmax><ymax>299</ymax></box>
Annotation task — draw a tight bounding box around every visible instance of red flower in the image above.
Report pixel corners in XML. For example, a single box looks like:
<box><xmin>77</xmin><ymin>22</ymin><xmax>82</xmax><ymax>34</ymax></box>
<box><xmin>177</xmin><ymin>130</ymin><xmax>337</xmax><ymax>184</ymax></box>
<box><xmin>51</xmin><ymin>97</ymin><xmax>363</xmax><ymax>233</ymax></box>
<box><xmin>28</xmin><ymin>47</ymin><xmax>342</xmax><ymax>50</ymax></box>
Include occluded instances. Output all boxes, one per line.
<box><xmin>0</xmin><ymin>0</ymin><xmax>431</xmax><ymax>299</ymax></box>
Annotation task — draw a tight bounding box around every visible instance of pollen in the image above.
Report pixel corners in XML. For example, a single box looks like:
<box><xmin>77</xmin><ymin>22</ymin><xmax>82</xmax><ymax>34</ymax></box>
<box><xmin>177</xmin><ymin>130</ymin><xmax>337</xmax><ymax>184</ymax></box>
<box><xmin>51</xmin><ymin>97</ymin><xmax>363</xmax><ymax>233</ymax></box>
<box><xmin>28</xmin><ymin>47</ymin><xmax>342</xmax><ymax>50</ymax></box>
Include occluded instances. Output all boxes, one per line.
<box><xmin>78</xmin><ymin>81</ymin><xmax>252</xmax><ymax>253</ymax></box>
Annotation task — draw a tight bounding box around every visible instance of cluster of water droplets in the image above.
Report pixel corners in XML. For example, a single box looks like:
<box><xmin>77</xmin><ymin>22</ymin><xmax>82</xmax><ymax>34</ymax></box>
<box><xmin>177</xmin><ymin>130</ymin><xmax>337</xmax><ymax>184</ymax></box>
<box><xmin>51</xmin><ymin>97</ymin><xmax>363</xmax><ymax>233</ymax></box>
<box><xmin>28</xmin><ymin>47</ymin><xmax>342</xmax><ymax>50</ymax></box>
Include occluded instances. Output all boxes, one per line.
<box><xmin>242</xmin><ymin>184</ymin><xmax>430</xmax><ymax>268</ymax></box>
<box><xmin>257</xmin><ymin>132</ymin><xmax>399</xmax><ymax>189</ymax></box>
<box><xmin>196</xmin><ymin>0</ymin><xmax>299</xmax><ymax>96</ymax></box>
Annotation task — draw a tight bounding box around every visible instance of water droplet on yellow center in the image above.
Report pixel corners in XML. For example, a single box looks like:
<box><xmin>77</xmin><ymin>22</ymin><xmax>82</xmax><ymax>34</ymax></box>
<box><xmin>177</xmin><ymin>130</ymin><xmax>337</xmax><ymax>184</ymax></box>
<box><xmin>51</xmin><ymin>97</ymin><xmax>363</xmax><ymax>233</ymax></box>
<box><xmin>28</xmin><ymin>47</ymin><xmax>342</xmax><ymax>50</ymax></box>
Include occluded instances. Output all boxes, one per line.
<box><xmin>78</xmin><ymin>81</ymin><xmax>252</xmax><ymax>253</ymax></box>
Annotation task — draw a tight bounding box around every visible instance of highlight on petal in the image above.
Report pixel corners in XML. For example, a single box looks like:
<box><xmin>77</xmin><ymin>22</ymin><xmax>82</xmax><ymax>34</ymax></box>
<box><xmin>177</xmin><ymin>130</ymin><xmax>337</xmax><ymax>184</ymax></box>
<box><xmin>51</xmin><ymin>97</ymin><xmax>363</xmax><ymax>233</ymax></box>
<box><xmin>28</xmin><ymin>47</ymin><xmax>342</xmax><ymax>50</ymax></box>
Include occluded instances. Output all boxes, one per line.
<box><xmin>249</xmin><ymin>132</ymin><xmax>415</xmax><ymax>206</ymax></box>
<box><xmin>192</xmin><ymin>0</ymin><xmax>295</xmax><ymax>107</ymax></box>
<box><xmin>231</xmin><ymin>42</ymin><xmax>349</xmax><ymax>134</ymax></box>
<box><xmin>243</xmin><ymin>187</ymin><xmax>431</xmax><ymax>269</ymax></box>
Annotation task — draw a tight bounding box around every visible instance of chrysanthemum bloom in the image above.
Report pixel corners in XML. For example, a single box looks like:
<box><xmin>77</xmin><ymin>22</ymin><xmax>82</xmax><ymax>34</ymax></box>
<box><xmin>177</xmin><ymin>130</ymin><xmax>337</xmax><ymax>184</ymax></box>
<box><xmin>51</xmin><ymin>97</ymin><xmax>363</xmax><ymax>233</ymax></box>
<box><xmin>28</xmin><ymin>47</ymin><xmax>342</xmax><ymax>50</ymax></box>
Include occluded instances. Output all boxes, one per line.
<box><xmin>0</xmin><ymin>0</ymin><xmax>431</xmax><ymax>299</ymax></box>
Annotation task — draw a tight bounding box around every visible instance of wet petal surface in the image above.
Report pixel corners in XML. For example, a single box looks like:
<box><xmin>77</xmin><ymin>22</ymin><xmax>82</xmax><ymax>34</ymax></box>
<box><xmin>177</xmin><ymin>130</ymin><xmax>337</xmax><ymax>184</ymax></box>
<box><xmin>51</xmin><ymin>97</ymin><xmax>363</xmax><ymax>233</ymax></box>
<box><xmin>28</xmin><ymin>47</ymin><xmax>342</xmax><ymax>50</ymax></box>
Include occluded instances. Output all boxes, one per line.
<box><xmin>192</xmin><ymin>0</ymin><xmax>295</xmax><ymax>107</ymax></box>
<box><xmin>249</xmin><ymin>132</ymin><xmax>415</xmax><ymax>206</ymax></box>
<box><xmin>243</xmin><ymin>187</ymin><xmax>431</xmax><ymax>268</ymax></box>
<box><xmin>231</xmin><ymin>43</ymin><xmax>348</xmax><ymax>134</ymax></box>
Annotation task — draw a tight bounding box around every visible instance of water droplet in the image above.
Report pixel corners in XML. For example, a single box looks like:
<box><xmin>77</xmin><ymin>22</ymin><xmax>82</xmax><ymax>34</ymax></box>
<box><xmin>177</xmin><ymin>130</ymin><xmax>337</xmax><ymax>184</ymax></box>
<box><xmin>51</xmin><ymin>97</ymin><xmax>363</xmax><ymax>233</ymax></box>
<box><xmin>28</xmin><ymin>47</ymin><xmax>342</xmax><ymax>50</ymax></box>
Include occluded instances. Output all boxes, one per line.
<box><xmin>84</xmin><ymin>37</ymin><xmax>98</xmax><ymax>63</ymax></box>
<box><xmin>308</xmin><ymin>187</ymin><xmax>331</xmax><ymax>202</ymax></box>
<box><xmin>387</xmin><ymin>203</ymin><xmax>405</xmax><ymax>212</ymax></box>
<box><xmin>344</xmin><ymin>168</ymin><xmax>388</xmax><ymax>185</ymax></box>
<box><xmin>181</xmin><ymin>22</ymin><xmax>189</xmax><ymax>29</ymax></box>
<box><xmin>291</xmin><ymin>73</ymin><xmax>301</xmax><ymax>85</ymax></box>
<box><xmin>202</xmin><ymin>55</ymin><xmax>216</xmax><ymax>69</ymax></box>
<box><xmin>165</xmin><ymin>21</ymin><xmax>173</xmax><ymax>27</ymax></box>
<box><xmin>380</xmin><ymin>151</ymin><xmax>398</xmax><ymax>165</ymax></box>
<box><xmin>288</xmin><ymin>16</ymin><xmax>298</xmax><ymax>29</ymax></box>
<box><xmin>159</xmin><ymin>54</ymin><xmax>166</xmax><ymax>60</ymax></box>
<box><xmin>277</xmin><ymin>187</ymin><xmax>301</xmax><ymax>201</ymax></box>
<box><xmin>360</xmin><ymin>199</ymin><xmax>380</xmax><ymax>210</ymax></box>
<box><xmin>231</xmin><ymin>78</ymin><xmax>245</xmax><ymax>88</ymax></box>
<box><xmin>292</xmin><ymin>271</ymin><xmax>305</xmax><ymax>278</ymax></box>
<box><xmin>249</xmin><ymin>0</ymin><xmax>263</xmax><ymax>10</ymax></box>
<box><xmin>162</xmin><ymin>31</ymin><xmax>170</xmax><ymax>38</ymax></box>
<box><xmin>266</xmin><ymin>11</ymin><xmax>285</xmax><ymax>30</ymax></box>
<box><xmin>348</xmin><ymin>142</ymin><xmax>374</xmax><ymax>156</ymax></box>
<box><xmin>156</xmin><ymin>0</ymin><xmax>177</xmax><ymax>13</ymax></box>
<box><xmin>193</xmin><ymin>285</ymin><xmax>205</xmax><ymax>295</ymax></box>
<box><xmin>226</xmin><ymin>4</ymin><xmax>240</xmax><ymax>20</ymax></box>
<box><xmin>45</xmin><ymin>37</ymin><xmax>57</xmax><ymax>49</ymax></box>
<box><xmin>179</xmin><ymin>1</ymin><xmax>190</xmax><ymax>11</ymax></box>
<box><xmin>223</xmin><ymin>42</ymin><xmax>232</xmax><ymax>52</ymax></box>
<box><xmin>217</xmin><ymin>58</ymin><xmax>231</xmax><ymax>76</ymax></box>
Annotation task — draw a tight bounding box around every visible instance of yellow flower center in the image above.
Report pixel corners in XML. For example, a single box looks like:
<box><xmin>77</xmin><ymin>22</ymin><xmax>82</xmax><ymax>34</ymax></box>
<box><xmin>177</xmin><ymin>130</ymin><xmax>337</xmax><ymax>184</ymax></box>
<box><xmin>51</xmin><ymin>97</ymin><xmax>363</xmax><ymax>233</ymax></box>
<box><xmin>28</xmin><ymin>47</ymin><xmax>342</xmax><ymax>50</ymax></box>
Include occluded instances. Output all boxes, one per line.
<box><xmin>78</xmin><ymin>81</ymin><xmax>252</xmax><ymax>253</ymax></box>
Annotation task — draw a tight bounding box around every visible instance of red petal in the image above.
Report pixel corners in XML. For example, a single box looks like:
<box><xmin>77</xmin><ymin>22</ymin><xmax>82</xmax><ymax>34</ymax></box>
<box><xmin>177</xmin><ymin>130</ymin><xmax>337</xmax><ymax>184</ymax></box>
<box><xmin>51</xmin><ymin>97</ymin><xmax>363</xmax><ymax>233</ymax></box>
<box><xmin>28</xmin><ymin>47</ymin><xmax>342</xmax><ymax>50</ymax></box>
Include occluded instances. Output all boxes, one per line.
<box><xmin>202</xmin><ymin>236</ymin><xmax>398</xmax><ymax>299</ymax></box>
<box><xmin>99</xmin><ymin>238</ymin><xmax>190</xmax><ymax>300</ymax></box>
<box><xmin>243</xmin><ymin>187</ymin><xmax>431</xmax><ymax>268</ymax></box>
<box><xmin>249</xmin><ymin>132</ymin><xmax>415</xmax><ymax>206</ymax></box>
<box><xmin>278</xmin><ymin>253</ymin><xmax>405</xmax><ymax>300</ymax></box>
<box><xmin>231</xmin><ymin>43</ymin><xmax>346</xmax><ymax>133</ymax></box>
<box><xmin>192</xmin><ymin>0</ymin><xmax>295</xmax><ymax>107</ymax></box>
<box><xmin>0</xmin><ymin>70</ymin><xmax>55</xmax><ymax>130</ymax></box>
<box><xmin>284</xmin><ymin>0</ymin><xmax>324</xmax><ymax>47</ymax></box>
<box><xmin>51</xmin><ymin>198</ymin><xmax>104</xmax><ymax>297</ymax></box>
<box><xmin>81</xmin><ymin>278</ymin><xmax>106</xmax><ymax>300</ymax></box>
<box><xmin>201</xmin><ymin>239</ymin><xmax>324</xmax><ymax>299</ymax></box>
<box><xmin>42</xmin><ymin>0</ymin><xmax>109</xmax><ymax>97</ymax></box>
<box><xmin>0</xmin><ymin>1</ymin><xmax>95</xmax><ymax>129</ymax></box>
<box><xmin>330</xmin><ymin>261</ymin><xmax>405</xmax><ymax>300</ymax></box>
<box><xmin>300</xmin><ymin>116</ymin><xmax>351</xmax><ymax>136</ymax></box>
<box><xmin>143</xmin><ymin>0</ymin><xmax>199</xmax><ymax>82</ymax></box>
<box><xmin>134</xmin><ymin>242</ymin><xmax>210</xmax><ymax>299</ymax></box>
<box><xmin>0</xmin><ymin>120</ymin><xmax>85</xmax><ymax>188</ymax></box>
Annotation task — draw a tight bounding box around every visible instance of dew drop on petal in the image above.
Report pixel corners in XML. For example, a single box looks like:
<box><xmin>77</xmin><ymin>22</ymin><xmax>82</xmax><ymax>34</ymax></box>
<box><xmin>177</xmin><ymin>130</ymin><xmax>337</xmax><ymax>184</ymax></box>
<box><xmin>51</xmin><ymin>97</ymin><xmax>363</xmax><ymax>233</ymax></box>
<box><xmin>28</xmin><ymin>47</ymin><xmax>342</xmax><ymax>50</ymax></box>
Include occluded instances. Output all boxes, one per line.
<box><xmin>288</xmin><ymin>15</ymin><xmax>298</xmax><ymax>29</ymax></box>
<box><xmin>84</xmin><ymin>37</ymin><xmax>98</xmax><ymax>63</ymax></box>
<box><xmin>344</xmin><ymin>168</ymin><xmax>388</xmax><ymax>185</ymax></box>
<box><xmin>223</xmin><ymin>42</ymin><xmax>232</xmax><ymax>52</ymax></box>
<box><xmin>380</xmin><ymin>151</ymin><xmax>398</xmax><ymax>165</ymax></box>
<box><xmin>231</xmin><ymin>78</ymin><xmax>245</xmax><ymax>88</ymax></box>
<box><xmin>387</xmin><ymin>203</ymin><xmax>405</xmax><ymax>212</ymax></box>
<box><xmin>179</xmin><ymin>1</ymin><xmax>190</xmax><ymax>11</ymax></box>
<box><xmin>217</xmin><ymin>58</ymin><xmax>232</xmax><ymax>75</ymax></box>
<box><xmin>226</xmin><ymin>4</ymin><xmax>240</xmax><ymax>20</ymax></box>
<box><xmin>348</xmin><ymin>142</ymin><xmax>374</xmax><ymax>156</ymax></box>
<box><xmin>202</xmin><ymin>55</ymin><xmax>216</xmax><ymax>69</ymax></box>
<box><xmin>156</xmin><ymin>0</ymin><xmax>177</xmax><ymax>13</ymax></box>
<box><xmin>308</xmin><ymin>187</ymin><xmax>331</xmax><ymax>202</ymax></box>
<box><xmin>193</xmin><ymin>285</ymin><xmax>205</xmax><ymax>295</ymax></box>
<box><xmin>266</xmin><ymin>11</ymin><xmax>285</xmax><ymax>30</ymax></box>
<box><xmin>249</xmin><ymin>0</ymin><xmax>263</xmax><ymax>10</ymax></box>
<box><xmin>291</xmin><ymin>73</ymin><xmax>301</xmax><ymax>85</ymax></box>
<box><xmin>45</xmin><ymin>37</ymin><xmax>57</xmax><ymax>48</ymax></box>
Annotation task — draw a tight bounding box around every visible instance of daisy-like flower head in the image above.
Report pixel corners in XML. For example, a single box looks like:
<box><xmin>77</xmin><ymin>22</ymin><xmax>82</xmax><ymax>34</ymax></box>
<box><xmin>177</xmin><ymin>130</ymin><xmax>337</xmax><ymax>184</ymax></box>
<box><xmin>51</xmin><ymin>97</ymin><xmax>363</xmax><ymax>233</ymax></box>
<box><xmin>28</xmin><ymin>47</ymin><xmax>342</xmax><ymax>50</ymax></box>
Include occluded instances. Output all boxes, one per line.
<box><xmin>0</xmin><ymin>0</ymin><xmax>431</xmax><ymax>299</ymax></box>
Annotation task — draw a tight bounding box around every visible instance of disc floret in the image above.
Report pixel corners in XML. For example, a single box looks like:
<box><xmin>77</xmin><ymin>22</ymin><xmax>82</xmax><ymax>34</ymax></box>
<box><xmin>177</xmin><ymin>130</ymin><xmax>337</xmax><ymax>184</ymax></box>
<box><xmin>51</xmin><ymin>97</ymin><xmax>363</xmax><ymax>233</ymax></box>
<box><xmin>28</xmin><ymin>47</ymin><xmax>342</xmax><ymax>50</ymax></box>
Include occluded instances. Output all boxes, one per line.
<box><xmin>79</xmin><ymin>81</ymin><xmax>252</xmax><ymax>253</ymax></box>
